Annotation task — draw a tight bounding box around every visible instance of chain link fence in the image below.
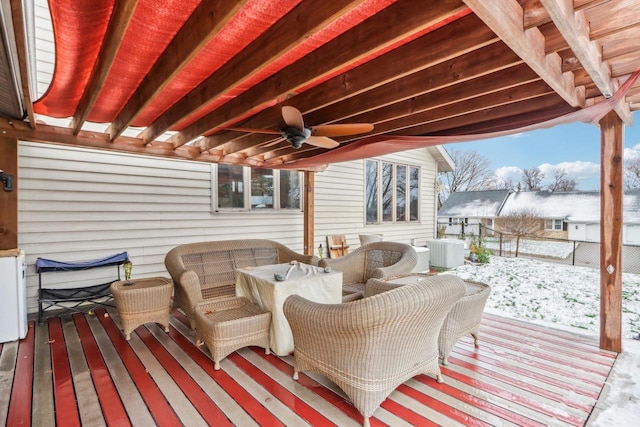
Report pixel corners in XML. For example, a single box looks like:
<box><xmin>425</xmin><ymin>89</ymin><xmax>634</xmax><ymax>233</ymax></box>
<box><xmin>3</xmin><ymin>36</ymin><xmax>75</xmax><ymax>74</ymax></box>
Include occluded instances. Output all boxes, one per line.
<box><xmin>439</xmin><ymin>224</ymin><xmax>640</xmax><ymax>274</ymax></box>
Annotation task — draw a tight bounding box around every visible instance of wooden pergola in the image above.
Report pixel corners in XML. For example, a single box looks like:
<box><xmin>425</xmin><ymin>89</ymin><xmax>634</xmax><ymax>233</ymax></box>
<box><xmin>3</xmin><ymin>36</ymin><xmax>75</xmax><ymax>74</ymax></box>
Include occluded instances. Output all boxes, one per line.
<box><xmin>1</xmin><ymin>0</ymin><xmax>639</xmax><ymax>351</ymax></box>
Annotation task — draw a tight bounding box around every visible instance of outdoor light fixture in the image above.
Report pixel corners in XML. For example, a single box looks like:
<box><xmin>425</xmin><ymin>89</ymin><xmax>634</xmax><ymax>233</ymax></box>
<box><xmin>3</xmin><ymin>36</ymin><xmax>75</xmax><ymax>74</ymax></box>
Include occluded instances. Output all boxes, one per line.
<box><xmin>0</xmin><ymin>170</ymin><xmax>14</xmax><ymax>192</ymax></box>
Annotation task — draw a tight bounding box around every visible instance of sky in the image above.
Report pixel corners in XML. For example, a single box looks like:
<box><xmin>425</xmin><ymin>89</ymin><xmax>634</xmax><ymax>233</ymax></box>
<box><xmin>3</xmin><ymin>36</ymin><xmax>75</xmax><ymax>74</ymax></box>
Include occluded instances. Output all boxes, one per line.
<box><xmin>445</xmin><ymin>111</ymin><xmax>640</xmax><ymax>191</ymax></box>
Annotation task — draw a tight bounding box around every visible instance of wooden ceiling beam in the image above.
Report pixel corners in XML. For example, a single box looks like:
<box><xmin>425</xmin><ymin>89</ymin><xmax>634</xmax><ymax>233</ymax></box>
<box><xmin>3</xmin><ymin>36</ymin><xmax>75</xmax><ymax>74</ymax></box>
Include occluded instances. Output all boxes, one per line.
<box><xmin>587</xmin><ymin>0</ymin><xmax>640</xmax><ymax>39</ymax></box>
<box><xmin>391</xmin><ymin>93</ymin><xmax>564</xmax><ymax>137</ymax></box>
<box><xmin>245</xmin><ymin>56</ymin><xmax>534</xmax><ymax>159</ymax></box>
<box><xmin>9</xmin><ymin>0</ymin><xmax>35</xmax><ymax>128</ymax></box>
<box><xmin>259</xmin><ymin>80</ymin><xmax>558</xmax><ymax>165</ymax></box>
<box><xmin>539</xmin><ymin>0</ymin><xmax>632</xmax><ymax>125</ymax></box>
<box><xmin>521</xmin><ymin>0</ymin><xmax>608</xmax><ymax>29</ymax></box>
<box><xmin>138</xmin><ymin>0</ymin><xmax>371</xmax><ymax>145</ymax></box>
<box><xmin>463</xmin><ymin>0</ymin><xmax>584</xmax><ymax>109</ymax></box>
<box><xmin>168</xmin><ymin>0</ymin><xmax>470</xmax><ymax>148</ymax></box>
<box><xmin>70</xmin><ymin>0</ymin><xmax>138</xmax><ymax>135</ymax></box>
<box><xmin>346</xmin><ymin>80</ymin><xmax>556</xmax><ymax>140</ymax></box>
<box><xmin>432</xmin><ymin>103</ymin><xmax>575</xmax><ymax>135</ymax></box>
<box><xmin>203</xmin><ymin>13</ymin><xmax>497</xmax><ymax>153</ymax></box>
<box><xmin>106</xmin><ymin>0</ymin><xmax>248</xmax><ymax>140</ymax></box>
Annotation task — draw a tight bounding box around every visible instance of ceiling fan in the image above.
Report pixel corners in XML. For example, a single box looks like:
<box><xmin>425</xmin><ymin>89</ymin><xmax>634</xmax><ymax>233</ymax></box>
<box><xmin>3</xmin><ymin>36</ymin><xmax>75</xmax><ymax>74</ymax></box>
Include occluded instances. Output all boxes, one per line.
<box><xmin>227</xmin><ymin>106</ymin><xmax>374</xmax><ymax>149</ymax></box>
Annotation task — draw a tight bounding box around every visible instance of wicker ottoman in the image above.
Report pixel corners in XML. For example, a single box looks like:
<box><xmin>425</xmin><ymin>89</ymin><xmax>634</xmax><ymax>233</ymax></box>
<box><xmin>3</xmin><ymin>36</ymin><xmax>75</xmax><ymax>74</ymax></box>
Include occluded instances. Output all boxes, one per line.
<box><xmin>195</xmin><ymin>297</ymin><xmax>271</xmax><ymax>370</ymax></box>
<box><xmin>438</xmin><ymin>279</ymin><xmax>491</xmax><ymax>365</ymax></box>
<box><xmin>111</xmin><ymin>277</ymin><xmax>173</xmax><ymax>340</ymax></box>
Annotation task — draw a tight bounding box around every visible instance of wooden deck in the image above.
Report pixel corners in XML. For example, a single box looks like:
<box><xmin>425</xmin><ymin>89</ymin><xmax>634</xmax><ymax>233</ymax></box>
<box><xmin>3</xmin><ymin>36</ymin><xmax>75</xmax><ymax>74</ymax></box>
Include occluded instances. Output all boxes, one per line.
<box><xmin>0</xmin><ymin>309</ymin><xmax>616</xmax><ymax>426</ymax></box>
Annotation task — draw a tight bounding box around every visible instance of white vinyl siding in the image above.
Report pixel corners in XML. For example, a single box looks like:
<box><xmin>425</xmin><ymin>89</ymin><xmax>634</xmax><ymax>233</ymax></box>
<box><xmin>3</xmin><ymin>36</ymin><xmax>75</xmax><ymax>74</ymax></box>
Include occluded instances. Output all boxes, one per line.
<box><xmin>17</xmin><ymin>142</ymin><xmax>305</xmax><ymax>313</ymax></box>
<box><xmin>18</xmin><ymin>142</ymin><xmax>440</xmax><ymax>314</ymax></box>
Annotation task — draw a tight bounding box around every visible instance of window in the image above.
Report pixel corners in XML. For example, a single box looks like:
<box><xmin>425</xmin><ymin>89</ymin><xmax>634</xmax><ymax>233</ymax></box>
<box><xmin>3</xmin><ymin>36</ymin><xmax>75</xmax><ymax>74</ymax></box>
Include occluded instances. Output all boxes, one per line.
<box><xmin>365</xmin><ymin>160</ymin><xmax>378</xmax><ymax>223</ymax></box>
<box><xmin>544</xmin><ymin>219</ymin><xmax>563</xmax><ymax>230</ymax></box>
<box><xmin>365</xmin><ymin>160</ymin><xmax>420</xmax><ymax>224</ymax></box>
<box><xmin>214</xmin><ymin>165</ymin><xmax>302</xmax><ymax>211</ymax></box>
<box><xmin>279</xmin><ymin>170</ymin><xmax>301</xmax><ymax>209</ymax></box>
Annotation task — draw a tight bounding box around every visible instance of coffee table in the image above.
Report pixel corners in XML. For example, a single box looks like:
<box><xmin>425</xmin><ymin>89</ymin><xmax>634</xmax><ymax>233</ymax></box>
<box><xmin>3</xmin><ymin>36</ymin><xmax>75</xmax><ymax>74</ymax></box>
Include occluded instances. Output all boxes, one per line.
<box><xmin>235</xmin><ymin>262</ymin><xmax>342</xmax><ymax>356</ymax></box>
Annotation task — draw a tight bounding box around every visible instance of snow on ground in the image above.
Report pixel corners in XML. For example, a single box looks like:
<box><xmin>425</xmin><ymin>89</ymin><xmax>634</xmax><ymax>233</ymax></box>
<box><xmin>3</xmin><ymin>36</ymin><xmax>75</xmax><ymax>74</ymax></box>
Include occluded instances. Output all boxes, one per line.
<box><xmin>448</xmin><ymin>256</ymin><xmax>640</xmax><ymax>338</ymax></box>
<box><xmin>447</xmin><ymin>255</ymin><xmax>640</xmax><ymax>426</ymax></box>
<box><xmin>483</xmin><ymin>237</ymin><xmax>575</xmax><ymax>258</ymax></box>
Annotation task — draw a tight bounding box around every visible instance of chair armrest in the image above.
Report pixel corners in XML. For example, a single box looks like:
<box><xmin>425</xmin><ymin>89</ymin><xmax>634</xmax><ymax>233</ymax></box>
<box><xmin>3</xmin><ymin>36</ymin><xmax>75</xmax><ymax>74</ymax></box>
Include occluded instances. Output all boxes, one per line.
<box><xmin>369</xmin><ymin>249</ymin><xmax>417</xmax><ymax>280</ymax></box>
<box><xmin>177</xmin><ymin>270</ymin><xmax>204</xmax><ymax>307</ymax></box>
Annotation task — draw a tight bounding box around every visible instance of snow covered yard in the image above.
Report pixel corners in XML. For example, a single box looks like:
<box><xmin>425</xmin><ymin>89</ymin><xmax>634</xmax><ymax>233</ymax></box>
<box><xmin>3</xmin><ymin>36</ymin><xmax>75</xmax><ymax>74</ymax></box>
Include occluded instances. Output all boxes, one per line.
<box><xmin>482</xmin><ymin>236</ymin><xmax>575</xmax><ymax>258</ymax></box>
<box><xmin>448</xmin><ymin>255</ymin><xmax>640</xmax><ymax>338</ymax></box>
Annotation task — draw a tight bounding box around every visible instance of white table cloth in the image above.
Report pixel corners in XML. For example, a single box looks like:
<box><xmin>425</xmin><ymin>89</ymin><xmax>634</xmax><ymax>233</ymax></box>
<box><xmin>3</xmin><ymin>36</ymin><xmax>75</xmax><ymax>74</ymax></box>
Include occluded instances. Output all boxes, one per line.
<box><xmin>235</xmin><ymin>262</ymin><xmax>342</xmax><ymax>356</ymax></box>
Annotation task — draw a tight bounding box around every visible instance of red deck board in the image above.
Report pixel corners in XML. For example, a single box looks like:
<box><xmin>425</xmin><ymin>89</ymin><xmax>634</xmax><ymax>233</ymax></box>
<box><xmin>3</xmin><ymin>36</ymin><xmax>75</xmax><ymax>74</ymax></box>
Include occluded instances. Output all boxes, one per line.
<box><xmin>6</xmin><ymin>322</ymin><xmax>34</xmax><ymax>426</ymax></box>
<box><xmin>95</xmin><ymin>310</ymin><xmax>181</xmax><ymax>427</ymax></box>
<box><xmin>48</xmin><ymin>318</ymin><xmax>81</xmax><ymax>427</ymax></box>
<box><xmin>168</xmin><ymin>312</ymin><xmax>286</xmax><ymax>426</ymax></box>
<box><xmin>6</xmin><ymin>309</ymin><xmax>616</xmax><ymax>427</ymax></box>
<box><xmin>447</xmin><ymin>354</ymin><xmax>594</xmax><ymax>412</ymax></box>
<box><xmin>72</xmin><ymin>314</ymin><xmax>131</xmax><ymax>426</ymax></box>
<box><xmin>441</xmin><ymin>366</ymin><xmax>587</xmax><ymax>425</ymax></box>
<box><xmin>135</xmin><ymin>326</ymin><xmax>233</xmax><ymax>426</ymax></box>
<box><xmin>229</xmin><ymin>351</ymin><xmax>337</xmax><ymax>426</ymax></box>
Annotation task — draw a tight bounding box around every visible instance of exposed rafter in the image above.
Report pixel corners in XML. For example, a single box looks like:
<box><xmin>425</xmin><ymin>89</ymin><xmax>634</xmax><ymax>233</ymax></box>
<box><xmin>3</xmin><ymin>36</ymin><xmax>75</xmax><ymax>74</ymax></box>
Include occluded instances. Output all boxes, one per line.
<box><xmin>539</xmin><ymin>0</ymin><xmax>632</xmax><ymax>125</ymax></box>
<box><xmin>138</xmin><ymin>0</ymin><xmax>372</xmax><ymax>146</ymax></box>
<box><xmin>9</xmin><ymin>0</ymin><xmax>35</xmax><ymax>128</ymax></box>
<box><xmin>106</xmin><ymin>0</ymin><xmax>249</xmax><ymax>140</ymax></box>
<box><xmin>70</xmin><ymin>0</ymin><xmax>139</xmax><ymax>134</ymax></box>
<box><xmin>166</xmin><ymin>0</ymin><xmax>470</xmax><ymax>148</ymax></box>
<box><xmin>463</xmin><ymin>0</ymin><xmax>585</xmax><ymax>109</ymax></box>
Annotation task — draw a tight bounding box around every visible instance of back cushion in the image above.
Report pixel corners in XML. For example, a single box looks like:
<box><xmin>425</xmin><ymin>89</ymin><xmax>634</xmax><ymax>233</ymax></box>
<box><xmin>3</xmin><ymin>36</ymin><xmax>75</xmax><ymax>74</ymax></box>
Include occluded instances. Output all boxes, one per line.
<box><xmin>182</xmin><ymin>251</ymin><xmax>235</xmax><ymax>290</ymax></box>
<box><xmin>181</xmin><ymin>247</ymin><xmax>279</xmax><ymax>291</ymax></box>
<box><xmin>364</xmin><ymin>249</ymin><xmax>402</xmax><ymax>279</ymax></box>
<box><xmin>232</xmin><ymin>248</ymin><xmax>278</xmax><ymax>267</ymax></box>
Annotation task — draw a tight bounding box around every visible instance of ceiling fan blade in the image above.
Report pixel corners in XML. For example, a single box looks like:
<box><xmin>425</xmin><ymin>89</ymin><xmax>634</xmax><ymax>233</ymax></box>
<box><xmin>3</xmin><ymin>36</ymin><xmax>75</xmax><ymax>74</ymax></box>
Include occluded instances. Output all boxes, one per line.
<box><xmin>225</xmin><ymin>127</ymin><xmax>281</xmax><ymax>135</ymax></box>
<box><xmin>311</xmin><ymin>123</ymin><xmax>374</xmax><ymax>137</ymax></box>
<box><xmin>306</xmin><ymin>136</ymin><xmax>340</xmax><ymax>149</ymax></box>
<box><xmin>282</xmin><ymin>106</ymin><xmax>305</xmax><ymax>130</ymax></box>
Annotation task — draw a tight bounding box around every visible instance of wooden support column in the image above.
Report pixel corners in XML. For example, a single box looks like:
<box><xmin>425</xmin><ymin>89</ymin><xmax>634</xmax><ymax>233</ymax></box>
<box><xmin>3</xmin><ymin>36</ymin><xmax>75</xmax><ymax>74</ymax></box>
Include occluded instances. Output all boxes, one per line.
<box><xmin>599</xmin><ymin>110</ymin><xmax>623</xmax><ymax>352</ymax></box>
<box><xmin>303</xmin><ymin>171</ymin><xmax>315</xmax><ymax>256</ymax></box>
<box><xmin>0</xmin><ymin>137</ymin><xmax>19</xmax><ymax>249</ymax></box>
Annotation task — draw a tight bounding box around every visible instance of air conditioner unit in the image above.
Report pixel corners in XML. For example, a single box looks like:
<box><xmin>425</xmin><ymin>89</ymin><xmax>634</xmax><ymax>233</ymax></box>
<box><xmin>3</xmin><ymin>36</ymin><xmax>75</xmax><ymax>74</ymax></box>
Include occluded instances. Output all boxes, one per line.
<box><xmin>425</xmin><ymin>239</ymin><xmax>464</xmax><ymax>269</ymax></box>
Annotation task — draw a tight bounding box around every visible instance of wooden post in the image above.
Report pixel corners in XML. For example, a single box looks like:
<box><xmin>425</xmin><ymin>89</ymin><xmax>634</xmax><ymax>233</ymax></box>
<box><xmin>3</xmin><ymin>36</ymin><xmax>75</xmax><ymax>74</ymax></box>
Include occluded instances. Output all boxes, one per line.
<box><xmin>303</xmin><ymin>171</ymin><xmax>315</xmax><ymax>256</ymax></box>
<box><xmin>0</xmin><ymin>137</ymin><xmax>19</xmax><ymax>249</ymax></box>
<box><xmin>599</xmin><ymin>110</ymin><xmax>623</xmax><ymax>352</ymax></box>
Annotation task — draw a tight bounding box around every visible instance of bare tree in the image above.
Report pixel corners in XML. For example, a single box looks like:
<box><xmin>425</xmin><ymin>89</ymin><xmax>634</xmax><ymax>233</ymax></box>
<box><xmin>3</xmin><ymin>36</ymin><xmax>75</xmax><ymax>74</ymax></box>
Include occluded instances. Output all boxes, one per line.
<box><xmin>497</xmin><ymin>208</ymin><xmax>543</xmax><ymax>257</ymax></box>
<box><xmin>547</xmin><ymin>167</ymin><xmax>577</xmax><ymax>192</ymax></box>
<box><xmin>625</xmin><ymin>158</ymin><xmax>640</xmax><ymax>189</ymax></box>
<box><xmin>520</xmin><ymin>167</ymin><xmax>544</xmax><ymax>191</ymax></box>
<box><xmin>438</xmin><ymin>149</ymin><xmax>497</xmax><ymax>202</ymax></box>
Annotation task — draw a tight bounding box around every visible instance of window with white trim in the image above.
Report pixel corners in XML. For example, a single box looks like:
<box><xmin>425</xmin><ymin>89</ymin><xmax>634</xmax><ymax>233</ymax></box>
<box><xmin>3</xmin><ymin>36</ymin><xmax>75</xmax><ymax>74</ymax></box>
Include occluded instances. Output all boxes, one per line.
<box><xmin>365</xmin><ymin>160</ymin><xmax>420</xmax><ymax>224</ymax></box>
<box><xmin>544</xmin><ymin>219</ymin><xmax>563</xmax><ymax>230</ymax></box>
<box><xmin>214</xmin><ymin>165</ymin><xmax>302</xmax><ymax>211</ymax></box>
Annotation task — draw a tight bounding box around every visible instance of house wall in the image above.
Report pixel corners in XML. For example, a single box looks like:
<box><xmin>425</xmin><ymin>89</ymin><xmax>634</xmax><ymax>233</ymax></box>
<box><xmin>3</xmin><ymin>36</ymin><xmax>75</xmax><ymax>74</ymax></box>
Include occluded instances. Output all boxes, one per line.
<box><xmin>314</xmin><ymin>150</ymin><xmax>438</xmax><ymax>252</ymax></box>
<box><xmin>17</xmin><ymin>142</ymin><xmax>439</xmax><ymax>313</ymax></box>
<box><xmin>625</xmin><ymin>224</ymin><xmax>640</xmax><ymax>245</ymax></box>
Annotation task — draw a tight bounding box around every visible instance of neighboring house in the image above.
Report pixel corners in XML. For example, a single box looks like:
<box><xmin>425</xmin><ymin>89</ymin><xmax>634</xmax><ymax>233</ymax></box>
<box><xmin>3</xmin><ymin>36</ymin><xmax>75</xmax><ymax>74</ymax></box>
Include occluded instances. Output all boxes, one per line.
<box><xmin>440</xmin><ymin>189</ymin><xmax>640</xmax><ymax>243</ymax></box>
<box><xmin>437</xmin><ymin>190</ymin><xmax>511</xmax><ymax>236</ymax></box>
<box><xmin>17</xmin><ymin>141</ymin><xmax>453</xmax><ymax>313</ymax></box>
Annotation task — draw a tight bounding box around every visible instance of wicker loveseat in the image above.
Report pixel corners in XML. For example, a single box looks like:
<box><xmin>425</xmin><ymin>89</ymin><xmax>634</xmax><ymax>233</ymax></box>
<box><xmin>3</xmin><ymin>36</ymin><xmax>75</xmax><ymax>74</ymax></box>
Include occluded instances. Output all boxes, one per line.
<box><xmin>283</xmin><ymin>274</ymin><xmax>466</xmax><ymax>427</ymax></box>
<box><xmin>165</xmin><ymin>239</ymin><xmax>317</xmax><ymax>330</ymax></box>
<box><xmin>318</xmin><ymin>241</ymin><xmax>417</xmax><ymax>301</ymax></box>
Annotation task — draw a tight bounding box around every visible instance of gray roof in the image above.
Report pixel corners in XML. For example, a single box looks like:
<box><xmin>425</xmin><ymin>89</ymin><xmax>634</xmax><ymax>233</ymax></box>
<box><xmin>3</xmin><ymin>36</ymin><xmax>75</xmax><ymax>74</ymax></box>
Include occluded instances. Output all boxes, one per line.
<box><xmin>439</xmin><ymin>190</ymin><xmax>510</xmax><ymax>218</ymax></box>
<box><xmin>440</xmin><ymin>190</ymin><xmax>640</xmax><ymax>222</ymax></box>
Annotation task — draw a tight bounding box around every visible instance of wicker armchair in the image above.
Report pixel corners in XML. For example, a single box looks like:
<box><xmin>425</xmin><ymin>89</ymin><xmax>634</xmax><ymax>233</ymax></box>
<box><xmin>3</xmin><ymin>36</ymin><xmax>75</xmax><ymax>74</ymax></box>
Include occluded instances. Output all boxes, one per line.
<box><xmin>366</xmin><ymin>273</ymin><xmax>491</xmax><ymax>365</ymax></box>
<box><xmin>318</xmin><ymin>241</ymin><xmax>417</xmax><ymax>302</ymax></box>
<box><xmin>283</xmin><ymin>274</ymin><xmax>465</xmax><ymax>427</ymax></box>
<box><xmin>165</xmin><ymin>239</ymin><xmax>317</xmax><ymax>331</ymax></box>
